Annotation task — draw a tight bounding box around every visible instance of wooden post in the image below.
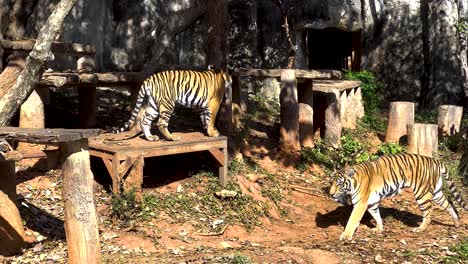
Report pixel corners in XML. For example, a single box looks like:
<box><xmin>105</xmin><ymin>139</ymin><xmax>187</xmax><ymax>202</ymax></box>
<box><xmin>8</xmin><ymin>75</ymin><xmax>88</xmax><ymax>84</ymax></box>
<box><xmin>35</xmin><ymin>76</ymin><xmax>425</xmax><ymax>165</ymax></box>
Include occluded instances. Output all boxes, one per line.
<box><xmin>60</xmin><ymin>139</ymin><xmax>101</xmax><ymax>263</ymax></box>
<box><xmin>78</xmin><ymin>55</ymin><xmax>97</xmax><ymax>128</ymax></box>
<box><xmin>438</xmin><ymin>105</ymin><xmax>463</xmax><ymax>136</ymax></box>
<box><xmin>385</xmin><ymin>101</ymin><xmax>415</xmax><ymax>143</ymax></box>
<box><xmin>298</xmin><ymin>80</ymin><xmax>314</xmax><ymax>147</ymax></box>
<box><xmin>407</xmin><ymin>123</ymin><xmax>438</xmax><ymax>157</ymax></box>
<box><xmin>279</xmin><ymin>69</ymin><xmax>300</xmax><ymax>152</ymax></box>
<box><xmin>323</xmin><ymin>89</ymin><xmax>341</xmax><ymax>147</ymax></box>
<box><xmin>0</xmin><ymin>158</ymin><xmax>25</xmax><ymax>256</ymax></box>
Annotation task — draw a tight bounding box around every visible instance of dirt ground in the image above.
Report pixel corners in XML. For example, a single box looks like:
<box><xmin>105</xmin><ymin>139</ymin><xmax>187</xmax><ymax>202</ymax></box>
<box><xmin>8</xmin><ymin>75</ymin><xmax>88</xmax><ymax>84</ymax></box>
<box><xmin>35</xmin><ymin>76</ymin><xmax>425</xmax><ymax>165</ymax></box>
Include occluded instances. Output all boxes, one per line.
<box><xmin>2</xmin><ymin>135</ymin><xmax>467</xmax><ymax>264</ymax></box>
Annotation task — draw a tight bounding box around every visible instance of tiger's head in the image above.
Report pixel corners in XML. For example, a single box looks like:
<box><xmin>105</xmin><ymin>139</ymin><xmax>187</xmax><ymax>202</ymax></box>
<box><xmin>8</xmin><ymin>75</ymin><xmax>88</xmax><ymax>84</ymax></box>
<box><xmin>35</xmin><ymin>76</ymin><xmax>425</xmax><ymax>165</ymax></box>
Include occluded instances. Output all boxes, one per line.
<box><xmin>329</xmin><ymin>167</ymin><xmax>356</xmax><ymax>205</ymax></box>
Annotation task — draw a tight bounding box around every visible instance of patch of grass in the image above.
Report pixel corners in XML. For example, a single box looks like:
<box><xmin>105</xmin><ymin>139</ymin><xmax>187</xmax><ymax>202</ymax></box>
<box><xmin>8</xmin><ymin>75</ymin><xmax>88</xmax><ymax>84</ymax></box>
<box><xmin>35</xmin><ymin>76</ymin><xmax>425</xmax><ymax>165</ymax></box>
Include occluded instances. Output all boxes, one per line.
<box><xmin>442</xmin><ymin>238</ymin><xmax>468</xmax><ymax>263</ymax></box>
<box><xmin>110</xmin><ymin>189</ymin><xmax>139</xmax><ymax>224</ymax></box>
<box><xmin>297</xmin><ymin>140</ymin><xmax>334</xmax><ymax>171</ymax></box>
<box><xmin>415</xmin><ymin>110</ymin><xmax>438</xmax><ymax>124</ymax></box>
<box><xmin>339</xmin><ymin>135</ymin><xmax>371</xmax><ymax>165</ymax></box>
<box><xmin>260</xmin><ymin>173</ymin><xmax>288</xmax><ymax>218</ymax></box>
<box><xmin>218</xmin><ymin>253</ymin><xmax>252</xmax><ymax>264</ymax></box>
<box><xmin>403</xmin><ymin>249</ymin><xmax>415</xmax><ymax>261</ymax></box>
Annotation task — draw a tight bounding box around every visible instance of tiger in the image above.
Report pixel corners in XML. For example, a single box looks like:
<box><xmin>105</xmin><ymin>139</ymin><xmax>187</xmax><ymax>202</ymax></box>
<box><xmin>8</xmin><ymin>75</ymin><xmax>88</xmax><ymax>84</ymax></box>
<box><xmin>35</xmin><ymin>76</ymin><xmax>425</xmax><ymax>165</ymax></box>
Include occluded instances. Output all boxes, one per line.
<box><xmin>329</xmin><ymin>153</ymin><xmax>467</xmax><ymax>241</ymax></box>
<box><xmin>113</xmin><ymin>69</ymin><xmax>232</xmax><ymax>141</ymax></box>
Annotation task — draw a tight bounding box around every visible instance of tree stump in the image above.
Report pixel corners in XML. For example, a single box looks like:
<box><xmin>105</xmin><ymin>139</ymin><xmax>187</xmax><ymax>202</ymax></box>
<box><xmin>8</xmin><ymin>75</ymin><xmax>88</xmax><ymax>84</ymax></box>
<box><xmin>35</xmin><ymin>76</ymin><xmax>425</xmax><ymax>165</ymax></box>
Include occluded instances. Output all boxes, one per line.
<box><xmin>385</xmin><ymin>101</ymin><xmax>415</xmax><ymax>143</ymax></box>
<box><xmin>279</xmin><ymin>69</ymin><xmax>300</xmax><ymax>152</ymax></box>
<box><xmin>0</xmin><ymin>159</ymin><xmax>25</xmax><ymax>256</ymax></box>
<box><xmin>298</xmin><ymin>80</ymin><xmax>314</xmax><ymax>147</ymax></box>
<box><xmin>17</xmin><ymin>90</ymin><xmax>45</xmax><ymax>151</ymax></box>
<box><xmin>323</xmin><ymin>89</ymin><xmax>341</xmax><ymax>148</ymax></box>
<box><xmin>438</xmin><ymin>105</ymin><xmax>463</xmax><ymax>136</ymax></box>
<box><xmin>407</xmin><ymin>123</ymin><xmax>438</xmax><ymax>157</ymax></box>
<box><xmin>60</xmin><ymin>139</ymin><xmax>101</xmax><ymax>263</ymax></box>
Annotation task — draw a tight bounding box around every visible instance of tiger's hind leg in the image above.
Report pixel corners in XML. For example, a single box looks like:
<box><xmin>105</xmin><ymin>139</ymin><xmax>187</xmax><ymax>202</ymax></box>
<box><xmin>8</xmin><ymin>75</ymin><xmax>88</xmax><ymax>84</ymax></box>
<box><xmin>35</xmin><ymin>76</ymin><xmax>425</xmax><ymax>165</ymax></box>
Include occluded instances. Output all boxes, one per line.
<box><xmin>432</xmin><ymin>178</ymin><xmax>460</xmax><ymax>227</ymax></box>
<box><xmin>141</xmin><ymin>107</ymin><xmax>159</xmax><ymax>141</ymax></box>
<box><xmin>367</xmin><ymin>203</ymin><xmax>384</xmax><ymax>232</ymax></box>
<box><xmin>157</xmin><ymin>104</ymin><xmax>180</xmax><ymax>141</ymax></box>
<box><xmin>413</xmin><ymin>192</ymin><xmax>434</xmax><ymax>232</ymax></box>
<box><xmin>205</xmin><ymin>101</ymin><xmax>221</xmax><ymax>137</ymax></box>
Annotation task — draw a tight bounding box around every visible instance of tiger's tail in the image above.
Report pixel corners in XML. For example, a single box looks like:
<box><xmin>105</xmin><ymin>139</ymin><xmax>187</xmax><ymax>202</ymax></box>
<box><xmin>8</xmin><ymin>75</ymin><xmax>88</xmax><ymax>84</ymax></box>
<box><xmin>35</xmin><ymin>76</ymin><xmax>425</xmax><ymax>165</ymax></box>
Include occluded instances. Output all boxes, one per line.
<box><xmin>442</xmin><ymin>164</ymin><xmax>468</xmax><ymax>210</ymax></box>
<box><xmin>112</xmin><ymin>83</ymin><xmax>147</xmax><ymax>134</ymax></box>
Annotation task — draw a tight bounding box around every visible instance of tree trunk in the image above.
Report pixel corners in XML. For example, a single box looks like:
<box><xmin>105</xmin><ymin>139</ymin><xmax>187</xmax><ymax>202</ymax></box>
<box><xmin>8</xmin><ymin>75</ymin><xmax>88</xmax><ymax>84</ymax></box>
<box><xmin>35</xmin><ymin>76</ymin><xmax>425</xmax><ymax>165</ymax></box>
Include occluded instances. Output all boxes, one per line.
<box><xmin>438</xmin><ymin>104</ymin><xmax>464</xmax><ymax>135</ymax></box>
<box><xmin>385</xmin><ymin>101</ymin><xmax>415</xmax><ymax>143</ymax></box>
<box><xmin>272</xmin><ymin>0</ymin><xmax>296</xmax><ymax>68</ymax></box>
<box><xmin>0</xmin><ymin>0</ymin><xmax>79</xmax><ymax>126</ymax></box>
<box><xmin>421</xmin><ymin>0</ymin><xmax>463</xmax><ymax>108</ymax></box>
<box><xmin>457</xmin><ymin>0</ymin><xmax>468</xmax><ymax>103</ymax></box>
<box><xmin>5</xmin><ymin>0</ymin><xmax>39</xmax><ymax>40</ymax></box>
<box><xmin>407</xmin><ymin>123</ymin><xmax>438</xmax><ymax>157</ymax></box>
<box><xmin>60</xmin><ymin>139</ymin><xmax>101</xmax><ymax>263</ymax></box>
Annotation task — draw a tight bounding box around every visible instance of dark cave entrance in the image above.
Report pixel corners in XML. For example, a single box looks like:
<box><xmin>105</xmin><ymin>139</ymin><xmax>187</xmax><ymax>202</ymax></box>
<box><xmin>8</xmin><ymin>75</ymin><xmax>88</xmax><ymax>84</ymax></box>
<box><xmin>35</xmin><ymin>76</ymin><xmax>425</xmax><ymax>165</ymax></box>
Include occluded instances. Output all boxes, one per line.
<box><xmin>307</xmin><ymin>28</ymin><xmax>361</xmax><ymax>71</ymax></box>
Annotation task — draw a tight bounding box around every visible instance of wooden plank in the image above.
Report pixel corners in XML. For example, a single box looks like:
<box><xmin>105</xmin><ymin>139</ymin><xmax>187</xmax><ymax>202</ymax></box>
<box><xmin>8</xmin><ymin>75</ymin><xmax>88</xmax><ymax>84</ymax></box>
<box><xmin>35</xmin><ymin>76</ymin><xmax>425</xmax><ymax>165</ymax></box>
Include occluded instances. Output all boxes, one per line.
<box><xmin>1</xmin><ymin>39</ymin><xmax>95</xmax><ymax>55</ymax></box>
<box><xmin>40</xmin><ymin>72</ymin><xmax>145</xmax><ymax>87</ymax></box>
<box><xmin>0</xmin><ymin>127</ymin><xmax>100</xmax><ymax>143</ymax></box>
<box><xmin>312</xmin><ymin>80</ymin><xmax>361</xmax><ymax>92</ymax></box>
<box><xmin>209</xmin><ymin>148</ymin><xmax>225</xmax><ymax>166</ymax></box>
<box><xmin>101</xmin><ymin>158</ymin><xmax>114</xmax><ymax>179</ymax></box>
<box><xmin>233</xmin><ymin>68</ymin><xmax>342</xmax><ymax>79</ymax></box>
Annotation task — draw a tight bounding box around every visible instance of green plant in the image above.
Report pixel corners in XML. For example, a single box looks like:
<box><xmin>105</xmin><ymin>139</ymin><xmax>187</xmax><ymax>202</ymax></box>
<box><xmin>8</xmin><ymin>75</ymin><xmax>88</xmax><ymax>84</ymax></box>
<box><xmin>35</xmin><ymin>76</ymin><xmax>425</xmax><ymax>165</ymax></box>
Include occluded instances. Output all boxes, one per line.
<box><xmin>403</xmin><ymin>249</ymin><xmax>415</xmax><ymax>261</ymax></box>
<box><xmin>415</xmin><ymin>110</ymin><xmax>438</xmax><ymax>124</ymax></box>
<box><xmin>297</xmin><ymin>141</ymin><xmax>334</xmax><ymax>171</ymax></box>
<box><xmin>230</xmin><ymin>253</ymin><xmax>252</xmax><ymax>264</ymax></box>
<box><xmin>110</xmin><ymin>190</ymin><xmax>139</xmax><ymax>222</ymax></box>
<box><xmin>376</xmin><ymin>142</ymin><xmax>404</xmax><ymax>156</ymax></box>
<box><xmin>456</xmin><ymin>17</ymin><xmax>468</xmax><ymax>33</ymax></box>
<box><xmin>339</xmin><ymin>135</ymin><xmax>370</xmax><ymax>165</ymax></box>
<box><xmin>344</xmin><ymin>70</ymin><xmax>382</xmax><ymax>116</ymax></box>
<box><xmin>442</xmin><ymin>238</ymin><xmax>468</xmax><ymax>263</ymax></box>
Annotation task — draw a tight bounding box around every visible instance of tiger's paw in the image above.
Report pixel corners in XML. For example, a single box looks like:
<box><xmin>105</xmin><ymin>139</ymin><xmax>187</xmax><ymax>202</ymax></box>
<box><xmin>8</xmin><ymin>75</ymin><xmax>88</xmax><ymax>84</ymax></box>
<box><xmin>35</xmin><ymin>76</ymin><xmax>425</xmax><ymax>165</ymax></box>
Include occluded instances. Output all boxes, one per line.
<box><xmin>412</xmin><ymin>227</ymin><xmax>427</xmax><ymax>233</ymax></box>
<box><xmin>339</xmin><ymin>231</ymin><xmax>354</xmax><ymax>241</ymax></box>
<box><xmin>207</xmin><ymin>129</ymin><xmax>220</xmax><ymax>137</ymax></box>
<box><xmin>145</xmin><ymin>135</ymin><xmax>159</xmax><ymax>141</ymax></box>
<box><xmin>168</xmin><ymin>135</ymin><xmax>180</xmax><ymax>141</ymax></box>
<box><xmin>371</xmin><ymin>226</ymin><xmax>384</xmax><ymax>233</ymax></box>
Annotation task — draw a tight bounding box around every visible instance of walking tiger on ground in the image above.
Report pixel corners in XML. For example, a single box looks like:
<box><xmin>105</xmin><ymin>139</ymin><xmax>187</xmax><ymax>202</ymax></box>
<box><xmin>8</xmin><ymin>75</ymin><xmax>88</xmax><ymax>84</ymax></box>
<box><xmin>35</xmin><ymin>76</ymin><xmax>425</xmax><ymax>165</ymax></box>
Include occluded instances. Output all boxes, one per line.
<box><xmin>329</xmin><ymin>153</ymin><xmax>467</xmax><ymax>241</ymax></box>
<box><xmin>113</xmin><ymin>69</ymin><xmax>232</xmax><ymax>141</ymax></box>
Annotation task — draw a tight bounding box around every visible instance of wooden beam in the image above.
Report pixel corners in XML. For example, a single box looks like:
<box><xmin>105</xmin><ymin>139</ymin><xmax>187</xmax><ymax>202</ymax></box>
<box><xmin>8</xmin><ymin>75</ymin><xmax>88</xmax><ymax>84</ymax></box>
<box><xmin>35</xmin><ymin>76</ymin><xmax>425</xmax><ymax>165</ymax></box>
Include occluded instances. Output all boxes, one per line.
<box><xmin>233</xmin><ymin>68</ymin><xmax>342</xmax><ymax>79</ymax></box>
<box><xmin>209</xmin><ymin>148</ymin><xmax>225</xmax><ymax>166</ymax></box>
<box><xmin>0</xmin><ymin>127</ymin><xmax>100</xmax><ymax>143</ymax></box>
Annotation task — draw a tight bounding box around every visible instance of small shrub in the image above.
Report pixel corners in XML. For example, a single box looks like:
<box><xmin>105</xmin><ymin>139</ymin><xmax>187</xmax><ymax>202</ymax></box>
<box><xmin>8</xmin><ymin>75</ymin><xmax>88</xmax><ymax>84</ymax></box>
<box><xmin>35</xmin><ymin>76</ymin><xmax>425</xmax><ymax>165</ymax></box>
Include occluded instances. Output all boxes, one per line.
<box><xmin>344</xmin><ymin>70</ymin><xmax>382</xmax><ymax>116</ymax></box>
<box><xmin>110</xmin><ymin>190</ymin><xmax>139</xmax><ymax>222</ymax></box>
<box><xmin>376</xmin><ymin>142</ymin><xmax>404</xmax><ymax>156</ymax></box>
<box><xmin>339</xmin><ymin>135</ymin><xmax>370</xmax><ymax>165</ymax></box>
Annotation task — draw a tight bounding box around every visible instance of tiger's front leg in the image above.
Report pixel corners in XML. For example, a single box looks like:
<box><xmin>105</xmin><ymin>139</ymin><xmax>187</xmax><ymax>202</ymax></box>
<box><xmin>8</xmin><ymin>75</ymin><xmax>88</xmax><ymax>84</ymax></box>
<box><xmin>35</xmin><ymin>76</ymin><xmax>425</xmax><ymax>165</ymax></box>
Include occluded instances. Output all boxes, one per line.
<box><xmin>340</xmin><ymin>202</ymin><xmax>368</xmax><ymax>241</ymax></box>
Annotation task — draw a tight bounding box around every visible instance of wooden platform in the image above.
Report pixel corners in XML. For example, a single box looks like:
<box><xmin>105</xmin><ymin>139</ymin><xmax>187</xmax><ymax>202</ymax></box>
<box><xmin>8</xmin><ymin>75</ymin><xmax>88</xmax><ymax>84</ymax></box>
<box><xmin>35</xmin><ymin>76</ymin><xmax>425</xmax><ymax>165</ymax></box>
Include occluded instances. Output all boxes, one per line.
<box><xmin>88</xmin><ymin>132</ymin><xmax>228</xmax><ymax>194</ymax></box>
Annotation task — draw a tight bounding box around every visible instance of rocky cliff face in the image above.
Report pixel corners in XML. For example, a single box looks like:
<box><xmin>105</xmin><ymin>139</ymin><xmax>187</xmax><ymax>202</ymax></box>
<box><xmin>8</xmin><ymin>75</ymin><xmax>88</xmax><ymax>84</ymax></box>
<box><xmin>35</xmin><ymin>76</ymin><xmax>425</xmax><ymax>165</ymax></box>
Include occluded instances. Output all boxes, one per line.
<box><xmin>1</xmin><ymin>0</ymin><xmax>463</xmax><ymax>107</ymax></box>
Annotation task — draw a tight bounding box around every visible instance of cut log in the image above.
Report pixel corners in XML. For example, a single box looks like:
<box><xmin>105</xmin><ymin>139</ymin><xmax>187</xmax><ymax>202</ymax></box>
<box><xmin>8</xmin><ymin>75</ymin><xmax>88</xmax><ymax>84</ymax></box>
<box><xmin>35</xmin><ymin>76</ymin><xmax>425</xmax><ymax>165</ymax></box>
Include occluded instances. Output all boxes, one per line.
<box><xmin>279</xmin><ymin>69</ymin><xmax>300</xmax><ymax>152</ymax></box>
<box><xmin>298</xmin><ymin>80</ymin><xmax>314</xmax><ymax>147</ymax></box>
<box><xmin>385</xmin><ymin>101</ymin><xmax>415</xmax><ymax>143</ymax></box>
<box><xmin>407</xmin><ymin>123</ymin><xmax>438</xmax><ymax>157</ymax></box>
<box><xmin>438</xmin><ymin>105</ymin><xmax>463</xmax><ymax>136</ymax></box>
<box><xmin>17</xmin><ymin>89</ymin><xmax>46</xmax><ymax>151</ymax></box>
<box><xmin>60</xmin><ymin>138</ymin><xmax>101</xmax><ymax>263</ymax></box>
<box><xmin>323</xmin><ymin>89</ymin><xmax>341</xmax><ymax>147</ymax></box>
<box><xmin>0</xmin><ymin>159</ymin><xmax>25</xmax><ymax>256</ymax></box>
